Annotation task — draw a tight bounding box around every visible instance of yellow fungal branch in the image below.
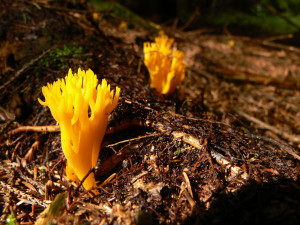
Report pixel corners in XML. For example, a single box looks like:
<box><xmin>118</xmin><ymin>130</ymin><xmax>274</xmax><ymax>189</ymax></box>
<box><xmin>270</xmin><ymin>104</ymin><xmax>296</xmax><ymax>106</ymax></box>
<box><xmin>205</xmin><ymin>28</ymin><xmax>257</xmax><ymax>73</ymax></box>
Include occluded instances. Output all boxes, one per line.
<box><xmin>143</xmin><ymin>33</ymin><xmax>186</xmax><ymax>95</ymax></box>
<box><xmin>39</xmin><ymin>68</ymin><xmax>120</xmax><ymax>193</ymax></box>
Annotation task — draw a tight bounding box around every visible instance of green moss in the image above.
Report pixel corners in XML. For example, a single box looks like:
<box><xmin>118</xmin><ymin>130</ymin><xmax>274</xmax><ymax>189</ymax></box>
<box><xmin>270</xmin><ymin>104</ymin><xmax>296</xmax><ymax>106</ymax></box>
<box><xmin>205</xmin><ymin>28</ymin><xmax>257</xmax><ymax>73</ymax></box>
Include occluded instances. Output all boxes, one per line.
<box><xmin>177</xmin><ymin>0</ymin><xmax>300</xmax><ymax>35</ymax></box>
<box><xmin>37</xmin><ymin>44</ymin><xmax>84</xmax><ymax>69</ymax></box>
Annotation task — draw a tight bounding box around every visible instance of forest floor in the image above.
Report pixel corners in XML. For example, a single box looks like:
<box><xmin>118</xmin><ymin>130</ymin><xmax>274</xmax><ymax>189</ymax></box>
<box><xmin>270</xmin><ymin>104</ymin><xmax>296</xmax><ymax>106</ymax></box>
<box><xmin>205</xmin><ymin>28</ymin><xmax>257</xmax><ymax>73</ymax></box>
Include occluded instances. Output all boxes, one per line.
<box><xmin>0</xmin><ymin>1</ymin><xmax>300</xmax><ymax>224</ymax></box>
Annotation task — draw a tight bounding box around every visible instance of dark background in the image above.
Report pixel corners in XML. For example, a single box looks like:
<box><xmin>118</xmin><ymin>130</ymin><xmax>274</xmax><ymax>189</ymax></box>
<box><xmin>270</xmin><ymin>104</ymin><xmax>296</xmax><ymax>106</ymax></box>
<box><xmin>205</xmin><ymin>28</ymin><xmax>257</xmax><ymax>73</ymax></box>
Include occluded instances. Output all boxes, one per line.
<box><xmin>93</xmin><ymin>0</ymin><xmax>300</xmax><ymax>43</ymax></box>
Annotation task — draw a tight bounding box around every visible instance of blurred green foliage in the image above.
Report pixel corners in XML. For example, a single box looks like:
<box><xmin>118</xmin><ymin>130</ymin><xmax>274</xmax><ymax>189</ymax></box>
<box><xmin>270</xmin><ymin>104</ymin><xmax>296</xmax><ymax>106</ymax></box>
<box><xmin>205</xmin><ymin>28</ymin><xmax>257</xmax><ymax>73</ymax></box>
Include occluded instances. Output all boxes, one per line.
<box><xmin>203</xmin><ymin>0</ymin><xmax>300</xmax><ymax>34</ymax></box>
<box><xmin>92</xmin><ymin>0</ymin><xmax>300</xmax><ymax>34</ymax></box>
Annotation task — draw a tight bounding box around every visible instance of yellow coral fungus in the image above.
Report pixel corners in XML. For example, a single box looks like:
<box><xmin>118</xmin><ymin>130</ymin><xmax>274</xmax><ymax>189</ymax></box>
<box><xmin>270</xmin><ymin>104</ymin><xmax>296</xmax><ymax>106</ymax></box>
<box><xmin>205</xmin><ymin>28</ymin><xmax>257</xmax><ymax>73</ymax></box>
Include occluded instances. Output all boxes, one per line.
<box><xmin>39</xmin><ymin>68</ymin><xmax>120</xmax><ymax>193</ymax></box>
<box><xmin>143</xmin><ymin>33</ymin><xmax>186</xmax><ymax>95</ymax></box>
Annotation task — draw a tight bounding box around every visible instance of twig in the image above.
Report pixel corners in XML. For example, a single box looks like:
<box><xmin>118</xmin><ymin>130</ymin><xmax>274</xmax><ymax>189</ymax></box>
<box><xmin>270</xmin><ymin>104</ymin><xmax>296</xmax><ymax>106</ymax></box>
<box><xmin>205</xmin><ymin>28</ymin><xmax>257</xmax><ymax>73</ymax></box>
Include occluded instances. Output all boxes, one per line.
<box><xmin>210</xmin><ymin>150</ymin><xmax>249</xmax><ymax>180</ymax></box>
<box><xmin>254</xmin><ymin>0</ymin><xmax>300</xmax><ymax>30</ymax></box>
<box><xmin>1</xmin><ymin>167</ymin><xmax>15</xmax><ymax>222</ymax></box>
<box><xmin>182</xmin><ymin>172</ymin><xmax>193</xmax><ymax>199</ymax></box>
<box><xmin>245</xmin><ymin>133</ymin><xmax>300</xmax><ymax>161</ymax></box>
<box><xmin>130</xmin><ymin>171</ymin><xmax>148</xmax><ymax>184</ymax></box>
<box><xmin>73</xmin><ymin>168</ymin><xmax>97</xmax><ymax>196</ymax></box>
<box><xmin>0</xmin><ymin>181</ymin><xmax>48</xmax><ymax>207</ymax></box>
<box><xmin>183</xmin><ymin>186</ymin><xmax>196</xmax><ymax>208</ymax></box>
<box><xmin>9</xmin><ymin>123</ymin><xmax>157</xmax><ymax>136</ymax></box>
<box><xmin>0</xmin><ymin>163</ymin><xmax>45</xmax><ymax>192</ymax></box>
<box><xmin>192</xmin><ymin>142</ymin><xmax>207</xmax><ymax>172</ymax></box>
<box><xmin>100</xmin><ymin>173</ymin><xmax>117</xmax><ymax>187</ymax></box>
<box><xmin>261</xmin><ymin>40</ymin><xmax>300</xmax><ymax>53</ymax></box>
<box><xmin>263</xmin><ymin>34</ymin><xmax>294</xmax><ymax>43</ymax></box>
<box><xmin>9</xmin><ymin>125</ymin><xmax>60</xmax><ymax>135</ymax></box>
<box><xmin>96</xmin><ymin>142</ymin><xmax>144</xmax><ymax>177</ymax></box>
<box><xmin>234</xmin><ymin>108</ymin><xmax>300</xmax><ymax>144</ymax></box>
<box><xmin>0</xmin><ymin>49</ymin><xmax>50</xmax><ymax>91</ymax></box>
<box><xmin>179</xmin><ymin>7</ymin><xmax>200</xmax><ymax>30</ymax></box>
<box><xmin>168</xmin><ymin>110</ymin><xmax>230</xmax><ymax>126</ymax></box>
<box><xmin>114</xmin><ymin>165</ymin><xmax>144</xmax><ymax>182</ymax></box>
<box><xmin>106</xmin><ymin>132</ymin><xmax>159</xmax><ymax>146</ymax></box>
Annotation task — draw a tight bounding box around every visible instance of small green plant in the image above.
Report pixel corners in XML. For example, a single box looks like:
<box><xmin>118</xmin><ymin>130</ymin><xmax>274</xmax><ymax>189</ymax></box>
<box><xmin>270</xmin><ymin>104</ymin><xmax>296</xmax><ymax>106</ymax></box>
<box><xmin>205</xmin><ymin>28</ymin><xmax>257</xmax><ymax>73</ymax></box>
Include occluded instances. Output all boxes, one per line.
<box><xmin>38</xmin><ymin>44</ymin><xmax>84</xmax><ymax>69</ymax></box>
<box><xmin>175</xmin><ymin>148</ymin><xmax>182</xmax><ymax>156</ymax></box>
<box><xmin>35</xmin><ymin>192</ymin><xmax>67</xmax><ymax>224</ymax></box>
<box><xmin>6</xmin><ymin>214</ymin><xmax>17</xmax><ymax>225</ymax></box>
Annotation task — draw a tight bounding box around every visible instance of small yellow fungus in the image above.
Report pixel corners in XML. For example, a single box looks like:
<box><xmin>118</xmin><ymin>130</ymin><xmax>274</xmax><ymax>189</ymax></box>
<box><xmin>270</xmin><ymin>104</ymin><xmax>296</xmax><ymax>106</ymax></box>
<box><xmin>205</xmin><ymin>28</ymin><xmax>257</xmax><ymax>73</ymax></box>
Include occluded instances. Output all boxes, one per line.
<box><xmin>143</xmin><ymin>33</ymin><xmax>186</xmax><ymax>95</ymax></box>
<box><xmin>39</xmin><ymin>68</ymin><xmax>120</xmax><ymax>193</ymax></box>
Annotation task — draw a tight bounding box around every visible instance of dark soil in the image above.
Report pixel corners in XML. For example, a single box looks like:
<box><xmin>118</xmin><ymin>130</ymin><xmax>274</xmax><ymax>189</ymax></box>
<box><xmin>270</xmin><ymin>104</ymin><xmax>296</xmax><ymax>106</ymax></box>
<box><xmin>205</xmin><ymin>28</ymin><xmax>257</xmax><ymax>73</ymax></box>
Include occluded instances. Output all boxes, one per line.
<box><xmin>0</xmin><ymin>1</ymin><xmax>299</xmax><ymax>225</ymax></box>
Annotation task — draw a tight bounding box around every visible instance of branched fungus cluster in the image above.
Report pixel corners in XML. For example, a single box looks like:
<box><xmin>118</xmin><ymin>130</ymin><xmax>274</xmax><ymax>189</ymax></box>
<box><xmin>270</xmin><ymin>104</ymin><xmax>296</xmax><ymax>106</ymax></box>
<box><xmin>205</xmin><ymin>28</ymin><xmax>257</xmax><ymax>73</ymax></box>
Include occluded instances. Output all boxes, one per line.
<box><xmin>39</xmin><ymin>68</ymin><xmax>120</xmax><ymax>192</ymax></box>
<box><xmin>144</xmin><ymin>33</ymin><xmax>186</xmax><ymax>95</ymax></box>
